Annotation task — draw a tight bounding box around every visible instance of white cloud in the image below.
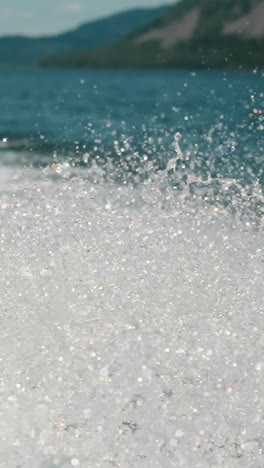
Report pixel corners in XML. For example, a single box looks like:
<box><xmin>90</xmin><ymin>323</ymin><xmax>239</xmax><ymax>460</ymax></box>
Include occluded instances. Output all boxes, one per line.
<box><xmin>59</xmin><ymin>3</ymin><xmax>83</xmax><ymax>13</ymax></box>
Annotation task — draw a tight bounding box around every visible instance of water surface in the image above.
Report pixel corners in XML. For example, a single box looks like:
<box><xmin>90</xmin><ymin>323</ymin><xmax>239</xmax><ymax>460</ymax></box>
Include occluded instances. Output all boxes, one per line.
<box><xmin>0</xmin><ymin>69</ymin><xmax>264</xmax><ymax>467</ymax></box>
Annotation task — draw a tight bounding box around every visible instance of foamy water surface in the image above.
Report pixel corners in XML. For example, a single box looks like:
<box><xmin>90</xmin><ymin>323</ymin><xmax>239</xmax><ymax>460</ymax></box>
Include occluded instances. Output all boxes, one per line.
<box><xmin>1</xmin><ymin>69</ymin><xmax>264</xmax><ymax>467</ymax></box>
<box><xmin>0</xmin><ymin>163</ymin><xmax>264</xmax><ymax>467</ymax></box>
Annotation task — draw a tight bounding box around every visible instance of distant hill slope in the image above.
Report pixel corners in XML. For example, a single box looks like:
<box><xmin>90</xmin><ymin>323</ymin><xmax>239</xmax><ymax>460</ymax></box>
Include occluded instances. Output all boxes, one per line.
<box><xmin>40</xmin><ymin>0</ymin><xmax>264</xmax><ymax>70</ymax></box>
<box><xmin>0</xmin><ymin>6</ymin><xmax>168</xmax><ymax>66</ymax></box>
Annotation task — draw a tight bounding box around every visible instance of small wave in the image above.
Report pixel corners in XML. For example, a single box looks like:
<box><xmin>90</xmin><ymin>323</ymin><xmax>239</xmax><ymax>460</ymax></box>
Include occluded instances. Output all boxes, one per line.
<box><xmin>0</xmin><ymin>169</ymin><xmax>263</xmax><ymax>467</ymax></box>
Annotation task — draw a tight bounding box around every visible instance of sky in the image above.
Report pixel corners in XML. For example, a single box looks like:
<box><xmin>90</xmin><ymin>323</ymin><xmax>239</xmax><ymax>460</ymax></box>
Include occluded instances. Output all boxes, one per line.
<box><xmin>0</xmin><ymin>0</ymin><xmax>173</xmax><ymax>37</ymax></box>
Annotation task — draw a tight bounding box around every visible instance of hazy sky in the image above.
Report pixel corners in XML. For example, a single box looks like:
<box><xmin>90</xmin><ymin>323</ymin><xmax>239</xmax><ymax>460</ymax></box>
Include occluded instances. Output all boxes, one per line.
<box><xmin>0</xmin><ymin>0</ymin><xmax>173</xmax><ymax>36</ymax></box>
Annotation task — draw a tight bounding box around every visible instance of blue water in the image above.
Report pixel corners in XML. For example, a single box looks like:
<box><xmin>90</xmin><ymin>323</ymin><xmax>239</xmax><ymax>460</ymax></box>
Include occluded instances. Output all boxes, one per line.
<box><xmin>1</xmin><ymin>68</ymin><xmax>264</xmax><ymax>187</ymax></box>
<box><xmin>1</xmin><ymin>69</ymin><xmax>264</xmax><ymax>467</ymax></box>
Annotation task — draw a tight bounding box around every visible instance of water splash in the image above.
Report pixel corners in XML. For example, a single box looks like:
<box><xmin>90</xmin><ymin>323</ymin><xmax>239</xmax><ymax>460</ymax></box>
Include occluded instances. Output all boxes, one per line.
<box><xmin>166</xmin><ymin>132</ymin><xmax>183</xmax><ymax>173</ymax></box>
<box><xmin>1</xmin><ymin>68</ymin><xmax>264</xmax><ymax>467</ymax></box>
<box><xmin>0</xmin><ymin>166</ymin><xmax>264</xmax><ymax>467</ymax></box>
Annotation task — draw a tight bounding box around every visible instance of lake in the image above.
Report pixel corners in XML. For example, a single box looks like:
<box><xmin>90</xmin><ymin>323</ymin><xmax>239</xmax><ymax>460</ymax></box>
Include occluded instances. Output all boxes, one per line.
<box><xmin>0</xmin><ymin>68</ymin><xmax>264</xmax><ymax>467</ymax></box>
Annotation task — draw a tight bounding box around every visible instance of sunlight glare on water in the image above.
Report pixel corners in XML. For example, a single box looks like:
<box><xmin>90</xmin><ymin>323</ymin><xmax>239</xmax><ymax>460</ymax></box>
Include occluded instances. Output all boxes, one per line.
<box><xmin>0</xmin><ymin>69</ymin><xmax>264</xmax><ymax>467</ymax></box>
<box><xmin>1</xmin><ymin>164</ymin><xmax>264</xmax><ymax>467</ymax></box>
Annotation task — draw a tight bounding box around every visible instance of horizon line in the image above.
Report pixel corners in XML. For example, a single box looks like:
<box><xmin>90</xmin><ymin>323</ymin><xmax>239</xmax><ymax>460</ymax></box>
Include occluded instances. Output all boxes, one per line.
<box><xmin>0</xmin><ymin>2</ymin><xmax>173</xmax><ymax>40</ymax></box>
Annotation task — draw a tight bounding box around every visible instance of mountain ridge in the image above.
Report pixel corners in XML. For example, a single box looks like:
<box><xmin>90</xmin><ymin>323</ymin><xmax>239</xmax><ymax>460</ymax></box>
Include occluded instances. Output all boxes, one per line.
<box><xmin>0</xmin><ymin>6</ymin><xmax>169</xmax><ymax>66</ymax></box>
<box><xmin>40</xmin><ymin>0</ymin><xmax>264</xmax><ymax>70</ymax></box>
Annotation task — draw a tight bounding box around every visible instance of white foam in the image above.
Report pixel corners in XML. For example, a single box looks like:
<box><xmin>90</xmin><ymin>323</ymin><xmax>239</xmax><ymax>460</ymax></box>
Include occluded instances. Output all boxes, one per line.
<box><xmin>0</xmin><ymin>169</ymin><xmax>263</xmax><ymax>467</ymax></box>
